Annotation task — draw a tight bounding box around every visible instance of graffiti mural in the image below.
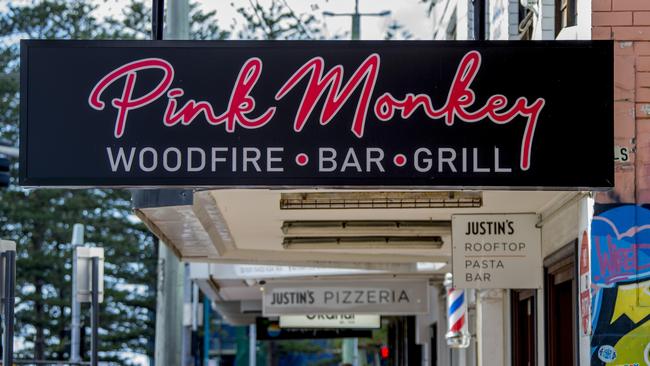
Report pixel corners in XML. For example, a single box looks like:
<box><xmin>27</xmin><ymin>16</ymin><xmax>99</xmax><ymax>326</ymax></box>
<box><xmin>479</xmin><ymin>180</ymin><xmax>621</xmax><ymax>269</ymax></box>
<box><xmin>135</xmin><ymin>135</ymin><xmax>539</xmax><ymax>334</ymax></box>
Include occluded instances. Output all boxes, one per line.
<box><xmin>591</xmin><ymin>204</ymin><xmax>650</xmax><ymax>366</ymax></box>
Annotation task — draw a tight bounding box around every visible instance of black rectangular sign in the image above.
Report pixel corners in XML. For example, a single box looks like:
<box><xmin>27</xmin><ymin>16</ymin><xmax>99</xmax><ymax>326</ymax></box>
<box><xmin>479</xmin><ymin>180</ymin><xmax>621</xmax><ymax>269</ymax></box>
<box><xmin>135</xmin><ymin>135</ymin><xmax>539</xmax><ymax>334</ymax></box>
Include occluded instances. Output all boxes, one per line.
<box><xmin>20</xmin><ymin>40</ymin><xmax>613</xmax><ymax>188</ymax></box>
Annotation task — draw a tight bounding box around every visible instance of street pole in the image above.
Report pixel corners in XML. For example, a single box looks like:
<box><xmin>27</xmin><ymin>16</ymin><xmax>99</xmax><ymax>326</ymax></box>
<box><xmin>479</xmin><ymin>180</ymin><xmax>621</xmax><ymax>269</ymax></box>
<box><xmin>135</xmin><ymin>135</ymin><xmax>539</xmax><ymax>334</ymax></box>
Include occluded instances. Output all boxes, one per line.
<box><xmin>248</xmin><ymin>324</ymin><xmax>256</xmax><ymax>366</ymax></box>
<box><xmin>345</xmin><ymin>3</ymin><xmax>361</xmax><ymax>358</ymax></box>
<box><xmin>1</xmin><ymin>243</ymin><xmax>16</xmax><ymax>366</ymax></box>
<box><xmin>191</xmin><ymin>282</ymin><xmax>199</xmax><ymax>366</ymax></box>
<box><xmin>70</xmin><ymin>223</ymin><xmax>84</xmax><ymax>364</ymax></box>
<box><xmin>166</xmin><ymin>0</ymin><xmax>189</xmax><ymax>40</ymax></box>
<box><xmin>323</xmin><ymin>3</ymin><xmax>390</xmax><ymax>363</ymax></box>
<box><xmin>203</xmin><ymin>297</ymin><xmax>210</xmax><ymax>366</ymax></box>
<box><xmin>343</xmin><ymin>3</ymin><xmax>360</xmax><ymax>360</ymax></box>
<box><xmin>152</xmin><ymin>0</ymin><xmax>164</xmax><ymax>41</ymax></box>
<box><xmin>342</xmin><ymin>337</ymin><xmax>357</xmax><ymax>365</ymax></box>
<box><xmin>322</xmin><ymin>0</ymin><xmax>390</xmax><ymax>42</ymax></box>
<box><xmin>473</xmin><ymin>0</ymin><xmax>486</xmax><ymax>40</ymax></box>
<box><xmin>351</xmin><ymin>0</ymin><xmax>360</xmax><ymax>40</ymax></box>
<box><xmin>150</xmin><ymin>2</ymin><xmax>190</xmax><ymax>365</ymax></box>
<box><xmin>90</xmin><ymin>257</ymin><xmax>99</xmax><ymax>366</ymax></box>
<box><xmin>183</xmin><ymin>264</ymin><xmax>192</xmax><ymax>365</ymax></box>
<box><xmin>154</xmin><ymin>243</ymin><xmax>185</xmax><ymax>366</ymax></box>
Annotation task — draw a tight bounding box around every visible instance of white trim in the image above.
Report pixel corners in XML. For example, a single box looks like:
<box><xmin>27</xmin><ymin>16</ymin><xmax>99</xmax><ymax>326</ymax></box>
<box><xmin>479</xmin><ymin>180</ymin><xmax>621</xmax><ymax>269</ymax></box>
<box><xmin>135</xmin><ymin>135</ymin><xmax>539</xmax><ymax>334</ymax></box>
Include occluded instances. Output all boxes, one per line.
<box><xmin>556</xmin><ymin>25</ymin><xmax>578</xmax><ymax>39</ymax></box>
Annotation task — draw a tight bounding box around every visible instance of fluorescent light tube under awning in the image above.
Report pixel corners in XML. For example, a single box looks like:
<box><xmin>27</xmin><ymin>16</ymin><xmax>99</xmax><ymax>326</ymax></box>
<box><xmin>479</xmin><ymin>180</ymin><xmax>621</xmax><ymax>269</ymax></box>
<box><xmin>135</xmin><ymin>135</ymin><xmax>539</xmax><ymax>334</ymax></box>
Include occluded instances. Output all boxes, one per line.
<box><xmin>281</xmin><ymin>220</ymin><xmax>451</xmax><ymax>237</ymax></box>
<box><xmin>279</xmin><ymin>191</ymin><xmax>482</xmax><ymax>210</ymax></box>
<box><xmin>282</xmin><ymin>236</ymin><xmax>444</xmax><ymax>250</ymax></box>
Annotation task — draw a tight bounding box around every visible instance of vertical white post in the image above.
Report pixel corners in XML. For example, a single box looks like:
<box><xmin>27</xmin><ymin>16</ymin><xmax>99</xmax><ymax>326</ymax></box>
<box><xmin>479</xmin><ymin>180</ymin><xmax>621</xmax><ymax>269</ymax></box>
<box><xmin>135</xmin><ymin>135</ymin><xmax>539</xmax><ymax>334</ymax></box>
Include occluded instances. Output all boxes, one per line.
<box><xmin>249</xmin><ymin>324</ymin><xmax>256</xmax><ymax>366</ymax></box>
<box><xmin>183</xmin><ymin>264</ymin><xmax>192</xmax><ymax>365</ymax></box>
<box><xmin>192</xmin><ymin>282</ymin><xmax>199</xmax><ymax>332</ymax></box>
<box><xmin>153</xmin><ymin>2</ymin><xmax>190</xmax><ymax>365</ymax></box>
<box><xmin>154</xmin><ymin>244</ymin><xmax>184</xmax><ymax>366</ymax></box>
<box><xmin>90</xmin><ymin>256</ymin><xmax>99</xmax><ymax>366</ymax></box>
<box><xmin>342</xmin><ymin>338</ymin><xmax>356</xmax><ymax>365</ymax></box>
<box><xmin>578</xmin><ymin>195</ymin><xmax>594</xmax><ymax>366</ymax></box>
<box><xmin>166</xmin><ymin>0</ymin><xmax>189</xmax><ymax>40</ymax></box>
<box><xmin>70</xmin><ymin>223</ymin><xmax>84</xmax><ymax>364</ymax></box>
<box><xmin>476</xmin><ymin>290</ymin><xmax>505</xmax><ymax>366</ymax></box>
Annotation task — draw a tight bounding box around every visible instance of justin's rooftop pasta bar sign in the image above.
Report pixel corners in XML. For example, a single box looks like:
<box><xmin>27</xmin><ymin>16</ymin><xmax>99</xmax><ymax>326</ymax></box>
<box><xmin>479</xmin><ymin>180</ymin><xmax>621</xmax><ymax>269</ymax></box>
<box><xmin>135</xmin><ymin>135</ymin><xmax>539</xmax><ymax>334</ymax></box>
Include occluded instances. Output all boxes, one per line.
<box><xmin>20</xmin><ymin>40</ymin><xmax>613</xmax><ymax>188</ymax></box>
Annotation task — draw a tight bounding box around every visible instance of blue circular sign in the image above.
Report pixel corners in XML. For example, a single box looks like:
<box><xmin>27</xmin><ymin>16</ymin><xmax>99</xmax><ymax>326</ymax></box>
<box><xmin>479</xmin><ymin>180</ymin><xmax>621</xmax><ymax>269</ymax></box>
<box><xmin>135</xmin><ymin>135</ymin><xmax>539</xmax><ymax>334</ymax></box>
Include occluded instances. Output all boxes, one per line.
<box><xmin>597</xmin><ymin>345</ymin><xmax>617</xmax><ymax>363</ymax></box>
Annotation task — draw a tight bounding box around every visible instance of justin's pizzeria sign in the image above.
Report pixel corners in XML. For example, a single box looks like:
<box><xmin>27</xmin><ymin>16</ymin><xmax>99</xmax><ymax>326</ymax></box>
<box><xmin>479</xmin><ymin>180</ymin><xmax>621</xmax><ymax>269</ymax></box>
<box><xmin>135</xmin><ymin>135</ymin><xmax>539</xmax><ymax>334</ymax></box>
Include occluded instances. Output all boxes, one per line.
<box><xmin>20</xmin><ymin>40</ymin><xmax>612</xmax><ymax>188</ymax></box>
<box><xmin>451</xmin><ymin>213</ymin><xmax>542</xmax><ymax>289</ymax></box>
<box><xmin>262</xmin><ymin>279</ymin><xmax>429</xmax><ymax>315</ymax></box>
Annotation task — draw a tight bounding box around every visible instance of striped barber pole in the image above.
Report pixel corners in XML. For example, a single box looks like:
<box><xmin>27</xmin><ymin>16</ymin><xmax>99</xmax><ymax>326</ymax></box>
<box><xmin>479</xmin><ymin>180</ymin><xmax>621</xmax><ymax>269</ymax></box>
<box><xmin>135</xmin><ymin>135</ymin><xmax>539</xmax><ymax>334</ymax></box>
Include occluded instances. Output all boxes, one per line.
<box><xmin>447</xmin><ymin>288</ymin><xmax>467</xmax><ymax>334</ymax></box>
<box><xmin>444</xmin><ymin>273</ymin><xmax>470</xmax><ymax>348</ymax></box>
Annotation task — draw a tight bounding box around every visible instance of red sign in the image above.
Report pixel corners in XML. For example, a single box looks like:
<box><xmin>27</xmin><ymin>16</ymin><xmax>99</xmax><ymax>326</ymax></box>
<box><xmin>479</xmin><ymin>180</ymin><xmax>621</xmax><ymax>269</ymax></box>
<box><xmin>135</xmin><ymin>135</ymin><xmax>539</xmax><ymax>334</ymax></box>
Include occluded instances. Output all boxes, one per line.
<box><xmin>579</xmin><ymin>230</ymin><xmax>591</xmax><ymax>336</ymax></box>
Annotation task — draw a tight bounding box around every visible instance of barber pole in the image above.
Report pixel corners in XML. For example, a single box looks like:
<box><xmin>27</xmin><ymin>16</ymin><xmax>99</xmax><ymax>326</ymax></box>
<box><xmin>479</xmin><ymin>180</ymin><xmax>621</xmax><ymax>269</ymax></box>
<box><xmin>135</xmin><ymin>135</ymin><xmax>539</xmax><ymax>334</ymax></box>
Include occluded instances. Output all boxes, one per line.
<box><xmin>448</xmin><ymin>289</ymin><xmax>466</xmax><ymax>333</ymax></box>
<box><xmin>444</xmin><ymin>273</ymin><xmax>471</xmax><ymax>348</ymax></box>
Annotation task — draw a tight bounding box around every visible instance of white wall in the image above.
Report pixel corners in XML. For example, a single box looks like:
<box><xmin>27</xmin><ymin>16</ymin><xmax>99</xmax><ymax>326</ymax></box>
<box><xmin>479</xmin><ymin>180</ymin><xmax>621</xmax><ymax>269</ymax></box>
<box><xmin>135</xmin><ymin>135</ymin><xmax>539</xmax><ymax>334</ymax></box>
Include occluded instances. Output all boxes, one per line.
<box><xmin>488</xmin><ymin>0</ymin><xmax>510</xmax><ymax>40</ymax></box>
<box><xmin>508</xmin><ymin>0</ymin><xmax>520</xmax><ymax>39</ymax></box>
<box><xmin>431</xmin><ymin>0</ymin><xmax>472</xmax><ymax>40</ymax></box>
<box><xmin>557</xmin><ymin>0</ymin><xmax>592</xmax><ymax>40</ymax></box>
<box><xmin>541</xmin><ymin>198</ymin><xmax>580</xmax><ymax>258</ymax></box>
<box><xmin>476</xmin><ymin>290</ymin><xmax>507</xmax><ymax>366</ymax></box>
<box><xmin>426</xmin><ymin>2</ymin><xmax>594</xmax><ymax>365</ymax></box>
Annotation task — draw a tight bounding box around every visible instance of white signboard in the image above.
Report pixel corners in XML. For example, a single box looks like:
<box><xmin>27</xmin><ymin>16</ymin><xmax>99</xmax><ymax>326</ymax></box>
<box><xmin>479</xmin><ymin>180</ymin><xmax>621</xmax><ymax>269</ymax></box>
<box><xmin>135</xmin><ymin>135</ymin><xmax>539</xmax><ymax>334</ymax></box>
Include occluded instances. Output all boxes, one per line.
<box><xmin>75</xmin><ymin>246</ymin><xmax>105</xmax><ymax>302</ymax></box>
<box><xmin>452</xmin><ymin>214</ymin><xmax>542</xmax><ymax>289</ymax></box>
<box><xmin>263</xmin><ymin>279</ymin><xmax>429</xmax><ymax>316</ymax></box>
<box><xmin>233</xmin><ymin>265</ymin><xmax>382</xmax><ymax>279</ymax></box>
<box><xmin>279</xmin><ymin>314</ymin><xmax>381</xmax><ymax>329</ymax></box>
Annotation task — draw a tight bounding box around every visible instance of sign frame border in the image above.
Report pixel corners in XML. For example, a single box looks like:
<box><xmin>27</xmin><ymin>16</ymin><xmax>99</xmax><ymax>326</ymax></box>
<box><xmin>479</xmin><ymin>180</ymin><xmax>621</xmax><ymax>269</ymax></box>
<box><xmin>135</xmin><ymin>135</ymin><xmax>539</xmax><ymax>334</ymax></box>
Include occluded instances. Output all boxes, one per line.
<box><xmin>19</xmin><ymin>40</ymin><xmax>614</xmax><ymax>190</ymax></box>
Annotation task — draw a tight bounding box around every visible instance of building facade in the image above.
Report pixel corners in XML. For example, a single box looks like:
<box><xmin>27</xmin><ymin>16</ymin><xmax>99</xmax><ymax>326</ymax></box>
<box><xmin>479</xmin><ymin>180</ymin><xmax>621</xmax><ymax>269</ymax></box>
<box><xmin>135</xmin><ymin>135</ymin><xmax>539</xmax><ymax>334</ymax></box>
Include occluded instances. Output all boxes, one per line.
<box><xmin>429</xmin><ymin>0</ymin><xmax>649</xmax><ymax>365</ymax></box>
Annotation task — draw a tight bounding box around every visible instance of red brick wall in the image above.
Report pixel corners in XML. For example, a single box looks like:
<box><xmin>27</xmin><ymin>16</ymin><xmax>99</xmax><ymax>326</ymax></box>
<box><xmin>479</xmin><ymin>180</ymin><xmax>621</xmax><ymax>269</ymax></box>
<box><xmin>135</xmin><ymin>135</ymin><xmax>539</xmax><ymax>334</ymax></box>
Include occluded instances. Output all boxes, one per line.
<box><xmin>593</xmin><ymin>0</ymin><xmax>650</xmax><ymax>204</ymax></box>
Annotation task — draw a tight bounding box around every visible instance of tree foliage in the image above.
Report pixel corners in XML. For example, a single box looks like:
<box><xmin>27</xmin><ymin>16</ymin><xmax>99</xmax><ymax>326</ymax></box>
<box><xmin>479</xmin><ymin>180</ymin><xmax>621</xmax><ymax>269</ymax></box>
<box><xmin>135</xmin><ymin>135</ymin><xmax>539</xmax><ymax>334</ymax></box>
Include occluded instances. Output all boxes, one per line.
<box><xmin>0</xmin><ymin>0</ymin><xmax>227</xmax><ymax>364</ymax></box>
<box><xmin>104</xmin><ymin>0</ymin><xmax>230</xmax><ymax>40</ymax></box>
<box><xmin>235</xmin><ymin>0</ymin><xmax>326</xmax><ymax>40</ymax></box>
<box><xmin>384</xmin><ymin>20</ymin><xmax>413</xmax><ymax>40</ymax></box>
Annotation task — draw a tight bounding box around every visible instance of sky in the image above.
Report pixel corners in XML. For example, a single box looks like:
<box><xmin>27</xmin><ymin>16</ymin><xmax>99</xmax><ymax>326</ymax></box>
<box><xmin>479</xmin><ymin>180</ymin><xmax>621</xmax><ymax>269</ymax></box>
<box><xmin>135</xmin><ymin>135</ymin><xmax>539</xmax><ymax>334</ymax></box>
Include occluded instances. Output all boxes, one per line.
<box><xmin>95</xmin><ymin>0</ymin><xmax>435</xmax><ymax>40</ymax></box>
<box><xmin>0</xmin><ymin>0</ymin><xmax>435</xmax><ymax>39</ymax></box>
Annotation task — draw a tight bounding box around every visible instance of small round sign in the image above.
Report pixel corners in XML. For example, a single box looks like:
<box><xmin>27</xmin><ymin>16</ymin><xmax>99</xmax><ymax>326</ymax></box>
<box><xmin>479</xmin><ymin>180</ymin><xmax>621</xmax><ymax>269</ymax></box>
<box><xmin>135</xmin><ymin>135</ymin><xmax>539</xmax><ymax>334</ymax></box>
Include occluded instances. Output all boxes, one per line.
<box><xmin>597</xmin><ymin>345</ymin><xmax>616</xmax><ymax>363</ymax></box>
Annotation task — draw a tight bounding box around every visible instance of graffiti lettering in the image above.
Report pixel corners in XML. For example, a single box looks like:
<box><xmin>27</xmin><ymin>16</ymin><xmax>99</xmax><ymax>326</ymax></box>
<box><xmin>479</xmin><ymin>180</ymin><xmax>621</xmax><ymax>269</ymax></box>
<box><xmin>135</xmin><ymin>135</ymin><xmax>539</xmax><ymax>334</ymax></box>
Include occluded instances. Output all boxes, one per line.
<box><xmin>593</xmin><ymin>235</ymin><xmax>650</xmax><ymax>285</ymax></box>
<box><xmin>591</xmin><ymin>205</ymin><xmax>650</xmax><ymax>366</ymax></box>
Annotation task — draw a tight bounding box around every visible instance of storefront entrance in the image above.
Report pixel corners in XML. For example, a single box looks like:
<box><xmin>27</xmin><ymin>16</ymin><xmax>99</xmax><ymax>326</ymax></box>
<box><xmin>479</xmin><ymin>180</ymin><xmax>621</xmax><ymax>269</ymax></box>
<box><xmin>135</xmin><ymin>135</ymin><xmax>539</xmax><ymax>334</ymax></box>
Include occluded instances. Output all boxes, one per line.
<box><xmin>511</xmin><ymin>289</ymin><xmax>536</xmax><ymax>366</ymax></box>
<box><xmin>545</xmin><ymin>244</ymin><xmax>578</xmax><ymax>366</ymax></box>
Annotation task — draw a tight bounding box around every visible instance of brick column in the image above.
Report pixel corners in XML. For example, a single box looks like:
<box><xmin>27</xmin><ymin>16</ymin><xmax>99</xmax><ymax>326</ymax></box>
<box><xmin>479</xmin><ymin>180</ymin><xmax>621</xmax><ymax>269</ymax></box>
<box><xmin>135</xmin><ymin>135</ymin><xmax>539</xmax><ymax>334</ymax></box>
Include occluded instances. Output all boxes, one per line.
<box><xmin>593</xmin><ymin>0</ymin><xmax>650</xmax><ymax>203</ymax></box>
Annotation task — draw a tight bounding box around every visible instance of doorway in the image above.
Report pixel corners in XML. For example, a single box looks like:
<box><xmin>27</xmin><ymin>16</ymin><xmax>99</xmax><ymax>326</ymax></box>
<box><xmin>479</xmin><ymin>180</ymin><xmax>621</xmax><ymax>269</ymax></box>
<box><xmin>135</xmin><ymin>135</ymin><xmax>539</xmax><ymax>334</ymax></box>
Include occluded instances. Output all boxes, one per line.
<box><xmin>511</xmin><ymin>289</ymin><xmax>537</xmax><ymax>366</ymax></box>
<box><xmin>545</xmin><ymin>243</ymin><xmax>578</xmax><ymax>366</ymax></box>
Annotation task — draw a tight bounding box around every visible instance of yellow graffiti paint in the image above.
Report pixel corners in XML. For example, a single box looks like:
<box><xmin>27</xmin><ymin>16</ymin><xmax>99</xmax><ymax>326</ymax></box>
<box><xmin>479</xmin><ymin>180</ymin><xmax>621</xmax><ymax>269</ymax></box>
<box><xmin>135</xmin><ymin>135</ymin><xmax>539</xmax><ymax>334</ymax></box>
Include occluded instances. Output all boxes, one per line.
<box><xmin>611</xmin><ymin>281</ymin><xmax>650</xmax><ymax>324</ymax></box>
<box><xmin>612</xmin><ymin>319</ymin><xmax>650</xmax><ymax>365</ymax></box>
<box><xmin>639</xmin><ymin>282</ymin><xmax>650</xmax><ymax>306</ymax></box>
<box><xmin>607</xmin><ymin>280</ymin><xmax>650</xmax><ymax>365</ymax></box>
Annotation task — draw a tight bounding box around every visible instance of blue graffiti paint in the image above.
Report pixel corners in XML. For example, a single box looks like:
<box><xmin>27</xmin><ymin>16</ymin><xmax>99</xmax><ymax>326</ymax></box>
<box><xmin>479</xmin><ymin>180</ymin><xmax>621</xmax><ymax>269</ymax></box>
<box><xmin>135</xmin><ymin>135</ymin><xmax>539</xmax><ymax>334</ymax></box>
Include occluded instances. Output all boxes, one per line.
<box><xmin>590</xmin><ymin>204</ymin><xmax>650</xmax><ymax>366</ymax></box>
<box><xmin>591</xmin><ymin>205</ymin><xmax>650</xmax><ymax>287</ymax></box>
